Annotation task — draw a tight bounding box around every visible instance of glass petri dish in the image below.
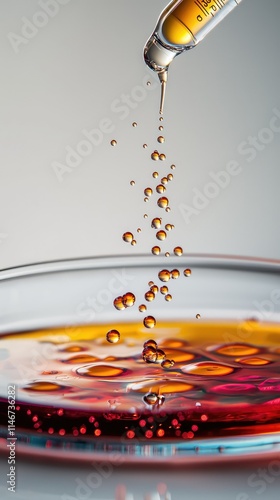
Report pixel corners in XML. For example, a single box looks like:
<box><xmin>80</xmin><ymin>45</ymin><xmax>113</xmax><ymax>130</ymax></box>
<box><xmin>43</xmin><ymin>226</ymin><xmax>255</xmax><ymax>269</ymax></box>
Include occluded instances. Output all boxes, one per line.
<box><xmin>0</xmin><ymin>254</ymin><xmax>280</xmax><ymax>464</ymax></box>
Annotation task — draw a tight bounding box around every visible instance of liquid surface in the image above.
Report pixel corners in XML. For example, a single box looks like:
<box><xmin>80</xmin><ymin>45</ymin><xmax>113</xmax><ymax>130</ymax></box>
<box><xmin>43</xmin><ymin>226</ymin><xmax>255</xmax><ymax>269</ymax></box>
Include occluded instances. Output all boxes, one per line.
<box><xmin>1</xmin><ymin>321</ymin><xmax>280</xmax><ymax>441</ymax></box>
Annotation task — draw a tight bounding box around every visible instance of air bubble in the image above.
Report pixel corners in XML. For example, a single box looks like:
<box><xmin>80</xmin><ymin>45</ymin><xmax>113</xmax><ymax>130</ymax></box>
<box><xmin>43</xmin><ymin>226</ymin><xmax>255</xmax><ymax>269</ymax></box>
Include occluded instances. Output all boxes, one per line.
<box><xmin>152</xmin><ymin>246</ymin><xmax>161</xmax><ymax>255</ymax></box>
<box><xmin>137</xmin><ymin>228</ymin><xmax>141</xmax><ymax>233</ymax></box>
<box><xmin>139</xmin><ymin>304</ymin><xmax>147</xmax><ymax>313</ymax></box>
<box><xmin>144</xmin><ymin>187</ymin><xmax>153</xmax><ymax>197</ymax></box>
<box><xmin>159</xmin><ymin>154</ymin><xmax>166</xmax><ymax>161</ymax></box>
<box><xmin>106</xmin><ymin>330</ymin><xmax>120</xmax><ymax>344</ymax></box>
<box><xmin>123</xmin><ymin>292</ymin><xmax>136</xmax><ymax>307</ymax></box>
<box><xmin>143</xmin><ymin>316</ymin><xmax>156</xmax><ymax>328</ymax></box>
<box><xmin>170</xmin><ymin>164</ymin><xmax>176</xmax><ymax>170</ymax></box>
<box><xmin>165</xmin><ymin>294</ymin><xmax>172</xmax><ymax>302</ymax></box>
<box><xmin>152</xmin><ymin>171</ymin><xmax>159</xmax><ymax>178</ymax></box>
<box><xmin>165</xmin><ymin>224</ymin><xmax>172</xmax><ymax>231</ymax></box>
<box><xmin>156</xmin><ymin>184</ymin><xmax>166</xmax><ymax>194</ymax></box>
<box><xmin>144</xmin><ymin>197</ymin><xmax>149</xmax><ymax>202</ymax></box>
<box><xmin>145</xmin><ymin>291</ymin><xmax>155</xmax><ymax>302</ymax></box>
<box><xmin>184</xmin><ymin>268</ymin><xmax>191</xmax><ymax>277</ymax></box>
<box><xmin>114</xmin><ymin>296</ymin><xmax>125</xmax><ymax>310</ymax></box>
<box><xmin>157</xmin><ymin>136</ymin><xmax>165</xmax><ymax>143</ymax></box>
<box><xmin>196</xmin><ymin>314</ymin><xmax>201</xmax><ymax>320</ymax></box>
<box><xmin>143</xmin><ymin>144</ymin><xmax>148</xmax><ymax>149</ymax></box>
<box><xmin>159</xmin><ymin>125</ymin><xmax>164</xmax><ymax>131</ymax></box>
<box><xmin>150</xmin><ymin>285</ymin><xmax>158</xmax><ymax>294</ymax></box>
<box><xmin>161</xmin><ymin>177</ymin><xmax>168</xmax><ymax>184</ymax></box>
<box><xmin>131</xmin><ymin>239</ymin><xmax>137</xmax><ymax>246</ymax></box>
<box><xmin>143</xmin><ymin>214</ymin><xmax>148</xmax><ymax>219</ymax></box>
<box><xmin>171</xmin><ymin>269</ymin><xmax>180</xmax><ymax>279</ymax></box>
<box><xmin>132</xmin><ymin>122</ymin><xmax>137</xmax><ymax>127</ymax></box>
<box><xmin>167</xmin><ymin>174</ymin><xmax>173</xmax><ymax>181</ymax></box>
<box><xmin>130</xmin><ymin>180</ymin><xmax>135</xmax><ymax>186</ymax></box>
<box><xmin>110</xmin><ymin>139</ymin><xmax>117</xmax><ymax>146</ymax></box>
<box><xmin>165</xmin><ymin>252</ymin><xmax>170</xmax><ymax>257</ymax></box>
<box><xmin>165</xmin><ymin>207</ymin><xmax>171</xmax><ymax>212</ymax></box>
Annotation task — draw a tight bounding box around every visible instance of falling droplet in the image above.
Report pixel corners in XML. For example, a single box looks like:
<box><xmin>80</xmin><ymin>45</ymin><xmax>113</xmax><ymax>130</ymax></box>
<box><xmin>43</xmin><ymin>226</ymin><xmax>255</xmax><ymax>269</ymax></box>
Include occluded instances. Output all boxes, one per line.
<box><xmin>165</xmin><ymin>294</ymin><xmax>172</xmax><ymax>302</ymax></box>
<box><xmin>147</xmin><ymin>81</ymin><xmax>151</xmax><ymax>86</ymax></box>
<box><xmin>130</xmin><ymin>180</ymin><xmax>135</xmax><ymax>186</ymax></box>
<box><xmin>150</xmin><ymin>284</ymin><xmax>158</xmax><ymax>294</ymax></box>
<box><xmin>110</xmin><ymin>139</ymin><xmax>117</xmax><ymax>146</ymax></box>
<box><xmin>123</xmin><ymin>292</ymin><xmax>136</xmax><ymax>308</ymax></box>
<box><xmin>159</xmin><ymin>116</ymin><xmax>164</xmax><ymax>122</ymax></box>
<box><xmin>167</xmin><ymin>174</ymin><xmax>173</xmax><ymax>181</ymax></box>
<box><xmin>165</xmin><ymin>252</ymin><xmax>170</xmax><ymax>257</ymax></box>
<box><xmin>139</xmin><ymin>304</ymin><xmax>146</xmax><ymax>313</ymax></box>
<box><xmin>165</xmin><ymin>207</ymin><xmax>171</xmax><ymax>212</ymax></box>
<box><xmin>161</xmin><ymin>359</ymin><xmax>175</xmax><ymax>369</ymax></box>
<box><xmin>152</xmin><ymin>171</ymin><xmax>159</xmax><ymax>178</ymax></box>
<box><xmin>143</xmin><ymin>144</ymin><xmax>148</xmax><ymax>149</ymax></box>
<box><xmin>143</xmin><ymin>339</ymin><xmax>157</xmax><ymax>349</ymax></box>
<box><xmin>196</xmin><ymin>313</ymin><xmax>201</xmax><ymax>320</ymax></box>
<box><xmin>157</xmin><ymin>136</ymin><xmax>165</xmax><ymax>143</ymax></box>
<box><xmin>114</xmin><ymin>296</ymin><xmax>125</xmax><ymax>310</ymax></box>
<box><xmin>132</xmin><ymin>122</ymin><xmax>137</xmax><ymax>127</ymax></box>
<box><xmin>143</xmin><ymin>316</ymin><xmax>156</xmax><ymax>328</ymax></box>
<box><xmin>148</xmin><ymin>281</ymin><xmax>154</xmax><ymax>287</ymax></box>
<box><xmin>158</xmin><ymin>269</ymin><xmax>171</xmax><ymax>282</ymax></box>
<box><xmin>145</xmin><ymin>290</ymin><xmax>155</xmax><ymax>302</ymax></box>
<box><xmin>171</xmin><ymin>269</ymin><xmax>180</xmax><ymax>279</ymax></box>
<box><xmin>142</xmin><ymin>346</ymin><xmax>157</xmax><ymax>362</ymax></box>
<box><xmin>161</xmin><ymin>177</ymin><xmax>168</xmax><ymax>184</ymax></box>
<box><xmin>137</xmin><ymin>228</ymin><xmax>141</xmax><ymax>233</ymax></box>
<box><xmin>174</xmin><ymin>246</ymin><xmax>183</xmax><ymax>256</ymax></box>
<box><xmin>143</xmin><ymin>393</ymin><xmax>159</xmax><ymax>405</ymax></box>
<box><xmin>156</xmin><ymin>230</ymin><xmax>166</xmax><ymax>241</ymax></box>
<box><xmin>159</xmin><ymin>125</ymin><xmax>164</xmax><ymax>131</ymax></box>
<box><xmin>165</xmin><ymin>224</ymin><xmax>172</xmax><ymax>231</ymax></box>
<box><xmin>123</xmin><ymin>232</ymin><xmax>133</xmax><ymax>243</ymax></box>
<box><xmin>151</xmin><ymin>151</ymin><xmax>159</xmax><ymax>161</ymax></box>
<box><xmin>156</xmin><ymin>184</ymin><xmax>166</xmax><ymax>194</ymax></box>
<box><xmin>184</xmin><ymin>268</ymin><xmax>192</xmax><ymax>277</ymax></box>
<box><xmin>157</xmin><ymin>197</ymin><xmax>168</xmax><ymax>209</ymax></box>
<box><xmin>152</xmin><ymin>246</ymin><xmax>161</xmax><ymax>255</ymax></box>
<box><xmin>159</xmin><ymin>153</ymin><xmax>166</xmax><ymax>161</ymax></box>
<box><xmin>106</xmin><ymin>330</ymin><xmax>120</xmax><ymax>344</ymax></box>
<box><xmin>144</xmin><ymin>197</ymin><xmax>149</xmax><ymax>202</ymax></box>
<box><xmin>160</xmin><ymin>285</ymin><xmax>168</xmax><ymax>294</ymax></box>
<box><xmin>144</xmin><ymin>187</ymin><xmax>153</xmax><ymax>197</ymax></box>
<box><xmin>143</xmin><ymin>214</ymin><xmax>148</xmax><ymax>219</ymax></box>
<box><xmin>151</xmin><ymin>217</ymin><xmax>161</xmax><ymax>229</ymax></box>
<box><xmin>131</xmin><ymin>239</ymin><xmax>137</xmax><ymax>246</ymax></box>
<box><xmin>170</xmin><ymin>164</ymin><xmax>176</xmax><ymax>170</ymax></box>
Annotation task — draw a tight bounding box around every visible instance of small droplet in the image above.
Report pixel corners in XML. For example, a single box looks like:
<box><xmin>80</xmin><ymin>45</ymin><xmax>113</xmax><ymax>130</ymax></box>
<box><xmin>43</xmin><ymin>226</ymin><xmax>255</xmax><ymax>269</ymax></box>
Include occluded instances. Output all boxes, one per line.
<box><xmin>143</xmin><ymin>143</ymin><xmax>148</xmax><ymax>149</ymax></box>
<box><xmin>158</xmin><ymin>269</ymin><xmax>171</xmax><ymax>282</ymax></box>
<box><xmin>151</xmin><ymin>217</ymin><xmax>161</xmax><ymax>229</ymax></box>
<box><xmin>144</xmin><ymin>197</ymin><xmax>149</xmax><ymax>202</ymax></box>
<box><xmin>137</xmin><ymin>227</ymin><xmax>141</xmax><ymax>233</ymax></box>
<box><xmin>157</xmin><ymin>136</ymin><xmax>165</xmax><ymax>143</ymax></box>
<box><xmin>114</xmin><ymin>296</ymin><xmax>125</xmax><ymax>310</ymax></box>
<box><xmin>131</xmin><ymin>239</ymin><xmax>137</xmax><ymax>246</ymax></box>
<box><xmin>161</xmin><ymin>177</ymin><xmax>168</xmax><ymax>184</ymax></box>
<box><xmin>159</xmin><ymin>153</ymin><xmax>166</xmax><ymax>161</ymax></box>
<box><xmin>150</xmin><ymin>284</ymin><xmax>158</xmax><ymax>294</ymax></box>
<box><xmin>143</xmin><ymin>339</ymin><xmax>157</xmax><ymax>349</ymax></box>
<box><xmin>171</xmin><ymin>269</ymin><xmax>180</xmax><ymax>279</ymax></box>
<box><xmin>167</xmin><ymin>174</ymin><xmax>173</xmax><ymax>181</ymax></box>
<box><xmin>156</xmin><ymin>230</ymin><xmax>166</xmax><ymax>241</ymax></box>
<box><xmin>123</xmin><ymin>292</ymin><xmax>136</xmax><ymax>308</ymax></box>
<box><xmin>159</xmin><ymin>116</ymin><xmax>164</xmax><ymax>122</ymax></box>
<box><xmin>130</xmin><ymin>180</ymin><xmax>135</xmax><ymax>186</ymax></box>
<box><xmin>142</xmin><ymin>346</ymin><xmax>157</xmax><ymax>363</ymax></box>
<box><xmin>157</xmin><ymin>197</ymin><xmax>169</xmax><ymax>209</ymax></box>
<box><xmin>161</xmin><ymin>359</ymin><xmax>175</xmax><ymax>369</ymax></box>
<box><xmin>144</xmin><ymin>187</ymin><xmax>153</xmax><ymax>197</ymax></box>
<box><xmin>165</xmin><ymin>252</ymin><xmax>170</xmax><ymax>257</ymax></box>
<box><xmin>174</xmin><ymin>246</ymin><xmax>183</xmax><ymax>256</ymax></box>
<box><xmin>123</xmin><ymin>232</ymin><xmax>133</xmax><ymax>243</ymax></box>
<box><xmin>132</xmin><ymin>122</ymin><xmax>137</xmax><ymax>127</ymax></box>
<box><xmin>184</xmin><ymin>268</ymin><xmax>192</xmax><ymax>277</ymax></box>
<box><xmin>152</xmin><ymin>171</ymin><xmax>159</xmax><ymax>178</ymax></box>
<box><xmin>106</xmin><ymin>330</ymin><xmax>120</xmax><ymax>344</ymax></box>
<box><xmin>170</xmin><ymin>164</ymin><xmax>176</xmax><ymax>170</ymax></box>
<box><xmin>151</xmin><ymin>151</ymin><xmax>159</xmax><ymax>161</ymax></box>
<box><xmin>152</xmin><ymin>246</ymin><xmax>161</xmax><ymax>255</ymax></box>
<box><xmin>148</xmin><ymin>281</ymin><xmax>154</xmax><ymax>287</ymax></box>
<box><xmin>144</xmin><ymin>214</ymin><xmax>148</xmax><ymax>219</ymax></box>
<box><xmin>147</xmin><ymin>81</ymin><xmax>151</xmax><ymax>86</ymax></box>
<box><xmin>156</xmin><ymin>349</ymin><xmax>166</xmax><ymax>362</ymax></box>
<box><xmin>145</xmin><ymin>290</ymin><xmax>155</xmax><ymax>302</ymax></box>
<box><xmin>110</xmin><ymin>139</ymin><xmax>117</xmax><ymax>146</ymax></box>
<box><xmin>159</xmin><ymin>125</ymin><xmax>164</xmax><ymax>131</ymax></box>
<box><xmin>165</xmin><ymin>224</ymin><xmax>172</xmax><ymax>231</ymax></box>
<box><xmin>156</xmin><ymin>184</ymin><xmax>166</xmax><ymax>194</ymax></box>
<box><xmin>165</xmin><ymin>294</ymin><xmax>172</xmax><ymax>302</ymax></box>
<box><xmin>143</xmin><ymin>316</ymin><xmax>156</xmax><ymax>328</ymax></box>
<box><xmin>196</xmin><ymin>313</ymin><xmax>201</xmax><ymax>320</ymax></box>
<box><xmin>143</xmin><ymin>393</ymin><xmax>158</xmax><ymax>405</ymax></box>
<box><xmin>165</xmin><ymin>207</ymin><xmax>171</xmax><ymax>212</ymax></box>
<box><xmin>139</xmin><ymin>304</ymin><xmax>147</xmax><ymax>313</ymax></box>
